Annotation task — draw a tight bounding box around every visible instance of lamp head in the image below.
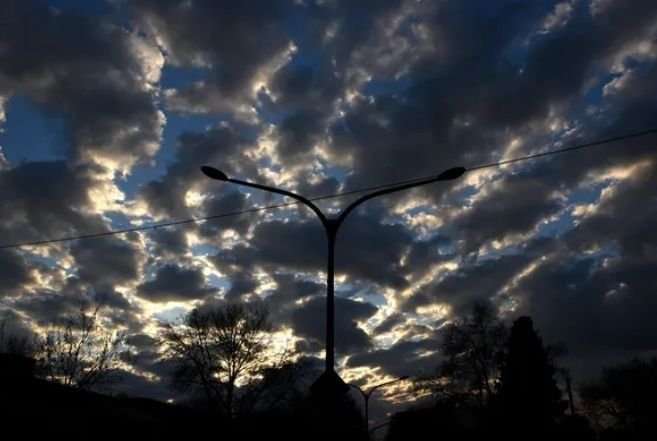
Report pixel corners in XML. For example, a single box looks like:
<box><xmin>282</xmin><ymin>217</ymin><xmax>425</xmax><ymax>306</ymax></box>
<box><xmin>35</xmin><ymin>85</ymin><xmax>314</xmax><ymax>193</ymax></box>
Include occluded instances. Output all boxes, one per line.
<box><xmin>200</xmin><ymin>165</ymin><xmax>228</xmax><ymax>181</ymax></box>
<box><xmin>436</xmin><ymin>166</ymin><xmax>466</xmax><ymax>181</ymax></box>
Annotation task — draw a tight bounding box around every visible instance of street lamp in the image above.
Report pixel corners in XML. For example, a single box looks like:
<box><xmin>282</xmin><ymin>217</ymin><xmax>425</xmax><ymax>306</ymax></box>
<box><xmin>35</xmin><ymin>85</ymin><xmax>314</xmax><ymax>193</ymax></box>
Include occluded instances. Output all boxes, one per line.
<box><xmin>200</xmin><ymin>165</ymin><xmax>465</xmax><ymax>389</ymax></box>
<box><xmin>348</xmin><ymin>376</ymin><xmax>409</xmax><ymax>440</ymax></box>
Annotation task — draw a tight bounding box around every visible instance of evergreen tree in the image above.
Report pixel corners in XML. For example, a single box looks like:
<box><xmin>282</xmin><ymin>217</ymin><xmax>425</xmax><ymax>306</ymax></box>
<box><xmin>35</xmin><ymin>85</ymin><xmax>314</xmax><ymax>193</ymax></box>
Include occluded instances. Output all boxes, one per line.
<box><xmin>497</xmin><ymin>316</ymin><xmax>565</xmax><ymax>437</ymax></box>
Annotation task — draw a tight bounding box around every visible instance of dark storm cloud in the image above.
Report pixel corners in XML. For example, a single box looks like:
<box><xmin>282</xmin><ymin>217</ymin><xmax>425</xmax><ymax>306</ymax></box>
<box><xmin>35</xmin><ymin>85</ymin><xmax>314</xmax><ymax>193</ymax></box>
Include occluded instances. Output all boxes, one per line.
<box><xmin>269</xmin><ymin>62</ymin><xmax>341</xmax><ymax>109</ymax></box>
<box><xmin>420</xmin><ymin>0</ymin><xmax>657</xmax><ymax>255</ymax></box>
<box><xmin>347</xmin><ymin>335</ymin><xmax>440</xmax><ymax>378</ymax></box>
<box><xmin>511</xmin><ymin>254</ymin><xmax>657</xmax><ymax>380</ymax></box>
<box><xmin>264</xmin><ymin>273</ymin><xmax>323</xmax><ymax>327</ymax></box>
<box><xmin>372</xmin><ymin>312</ymin><xmax>405</xmax><ymax>335</ymax></box>
<box><xmin>146</xmin><ymin>227</ymin><xmax>189</xmax><ymax>260</ymax></box>
<box><xmin>12</xmin><ymin>290</ymin><xmax>83</xmax><ymax>325</ymax></box>
<box><xmin>111</xmin><ymin>369</ymin><xmax>173</xmax><ymax>401</ymax></box>
<box><xmin>120</xmin><ymin>338</ymin><xmax>181</xmax><ymax>392</ymax></box>
<box><xmin>271</xmin><ymin>273</ymin><xmax>323</xmax><ymax>300</ymax></box>
<box><xmin>294</xmin><ymin>174</ymin><xmax>342</xmax><ymax>199</ymax></box>
<box><xmin>0</xmin><ymin>161</ymin><xmax>106</xmax><ymax>242</ymax></box>
<box><xmin>120</xmin><ymin>343</ymin><xmax>181</xmax><ymax>387</ymax></box>
<box><xmin>138</xmin><ymin>124</ymin><xmax>256</xmax><ymax>219</ymax></box>
<box><xmin>198</xmin><ymin>190</ymin><xmax>252</xmax><ymax>239</ymax></box>
<box><xmin>126</xmin><ymin>333</ymin><xmax>157</xmax><ymax>350</ymax></box>
<box><xmin>266</xmin><ymin>59</ymin><xmax>344</xmax><ymax>162</ymax></box>
<box><xmin>10</xmin><ymin>275</ymin><xmax>142</xmax><ymax>332</ymax></box>
<box><xmin>405</xmin><ymin>233</ymin><xmax>453</xmax><ymax>270</ymax></box>
<box><xmin>137</xmin><ymin>264</ymin><xmax>215</xmax><ymax>302</ymax></box>
<box><xmin>55</xmin><ymin>277</ymin><xmax>133</xmax><ymax>310</ymax></box>
<box><xmin>47</xmin><ymin>276</ymin><xmax>143</xmax><ymax>332</ymax></box>
<box><xmin>132</xmin><ymin>0</ymin><xmax>291</xmax><ymax>113</ymax></box>
<box><xmin>0</xmin><ymin>0</ymin><xmax>162</xmax><ymax>167</ymax></box>
<box><xmin>445</xmin><ymin>0</ymin><xmax>657</xmax><ymax>129</ymax></box>
<box><xmin>224</xmin><ymin>272</ymin><xmax>259</xmax><ymax>302</ymax></box>
<box><xmin>222</xmin><ymin>209</ymin><xmax>414</xmax><ymax>287</ymax></box>
<box><xmin>325</xmin><ymin>0</ymin><xmax>657</xmax><ymax>203</ymax></box>
<box><xmin>404</xmin><ymin>253</ymin><xmax>531</xmax><ymax>315</ymax></box>
<box><xmin>325</xmin><ymin>1</ymin><xmax>554</xmax><ymax>188</ymax></box>
<box><xmin>451</xmin><ymin>174</ymin><xmax>565</xmax><ymax>254</ymax></box>
<box><xmin>0</xmin><ymin>249</ymin><xmax>33</xmax><ymax>296</ymax></box>
<box><xmin>0</xmin><ymin>308</ymin><xmax>36</xmax><ymax>344</ymax></box>
<box><xmin>71</xmin><ymin>237</ymin><xmax>141</xmax><ymax>285</ymax></box>
<box><xmin>276</xmin><ymin>110</ymin><xmax>328</xmax><ymax>161</ymax></box>
<box><xmin>292</xmin><ymin>296</ymin><xmax>377</xmax><ymax>354</ymax></box>
<box><xmin>511</xmin><ymin>163</ymin><xmax>657</xmax><ymax>366</ymax></box>
<box><xmin>260</xmin><ymin>0</ymin><xmax>427</xmax><ymax>164</ymax></box>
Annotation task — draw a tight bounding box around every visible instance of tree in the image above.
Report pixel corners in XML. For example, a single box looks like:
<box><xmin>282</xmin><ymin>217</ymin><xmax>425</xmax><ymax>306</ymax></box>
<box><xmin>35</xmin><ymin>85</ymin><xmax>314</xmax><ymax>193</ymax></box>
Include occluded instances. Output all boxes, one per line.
<box><xmin>415</xmin><ymin>303</ymin><xmax>507</xmax><ymax>407</ymax></box>
<box><xmin>497</xmin><ymin>316</ymin><xmax>565</xmax><ymax>437</ymax></box>
<box><xmin>237</xmin><ymin>356</ymin><xmax>320</xmax><ymax>415</ymax></box>
<box><xmin>160</xmin><ymin>301</ymin><xmax>276</xmax><ymax>417</ymax></box>
<box><xmin>36</xmin><ymin>304</ymin><xmax>126</xmax><ymax>390</ymax></box>
<box><xmin>0</xmin><ymin>314</ymin><xmax>36</xmax><ymax>356</ymax></box>
<box><xmin>581</xmin><ymin>357</ymin><xmax>657</xmax><ymax>440</ymax></box>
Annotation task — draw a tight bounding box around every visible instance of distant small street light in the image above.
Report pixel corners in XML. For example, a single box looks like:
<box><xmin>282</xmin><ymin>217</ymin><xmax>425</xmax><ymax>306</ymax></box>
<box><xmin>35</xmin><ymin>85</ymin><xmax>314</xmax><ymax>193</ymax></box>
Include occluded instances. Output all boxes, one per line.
<box><xmin>348</xmin><ymin>376</ymin><xmax>409</xmax><ymax>440</ymax></box>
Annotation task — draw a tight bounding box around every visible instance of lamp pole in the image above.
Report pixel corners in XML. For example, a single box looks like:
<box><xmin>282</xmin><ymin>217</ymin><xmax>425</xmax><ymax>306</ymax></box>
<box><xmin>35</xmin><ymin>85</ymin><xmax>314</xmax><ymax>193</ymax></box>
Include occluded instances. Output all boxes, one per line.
<box><xmin>200</xmin><ymin>165</ymin><xmax>464</xmax><ymax>385</ymax></box>
<box><xmin>348</xmin><ymin>376</ymin><xmax>409</xmax><ymax>440</ymax></box>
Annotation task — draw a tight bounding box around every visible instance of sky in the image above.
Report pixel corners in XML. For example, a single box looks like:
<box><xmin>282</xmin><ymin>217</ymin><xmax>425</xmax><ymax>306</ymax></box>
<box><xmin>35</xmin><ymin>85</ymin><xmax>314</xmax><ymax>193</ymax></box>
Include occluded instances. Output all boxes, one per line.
<box><xmin>1</xmin><ymin>0</ymin><xmax>657</xmax><ymax>421</ymax></box>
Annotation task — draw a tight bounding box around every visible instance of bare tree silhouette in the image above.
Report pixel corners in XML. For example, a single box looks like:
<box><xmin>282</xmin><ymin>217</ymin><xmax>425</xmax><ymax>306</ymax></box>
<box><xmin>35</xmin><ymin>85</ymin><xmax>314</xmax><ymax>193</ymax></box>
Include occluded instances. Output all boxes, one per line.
<box><xmin>581</xmin><ymin>357</ymin><xmax>657</xmax><ymax>440</ymax></box>
<box><xmin>36</xmin><ymin>303</ymin><xmax>126</xmax><ymax>390</ymax></box>
<box><xmin>0</xmin><ymin>315</ymin><xmax>35</xmax><ymax>356</ymax></box>
<box><xmin>415</xmin><ymin>303</ymin><xmax>507</xmax><ymax>407</ymax></box>
<box><xmin>160</xmin><ymin>301</ymin><xmax>279</xmax><ymax>417</ymax></box>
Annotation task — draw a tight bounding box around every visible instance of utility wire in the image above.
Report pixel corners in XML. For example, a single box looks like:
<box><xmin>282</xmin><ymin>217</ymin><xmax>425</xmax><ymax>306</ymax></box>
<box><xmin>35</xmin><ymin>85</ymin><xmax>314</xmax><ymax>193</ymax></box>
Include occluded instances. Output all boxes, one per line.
<box><xmin>467</xmin><ymin>128</ymin><xmax>657</xmax><ymax>171</ymax></box>
<box><xmin>1</xmin><ymin>128</ymin><xmax>655</xmax><ymax>250</ymax></box>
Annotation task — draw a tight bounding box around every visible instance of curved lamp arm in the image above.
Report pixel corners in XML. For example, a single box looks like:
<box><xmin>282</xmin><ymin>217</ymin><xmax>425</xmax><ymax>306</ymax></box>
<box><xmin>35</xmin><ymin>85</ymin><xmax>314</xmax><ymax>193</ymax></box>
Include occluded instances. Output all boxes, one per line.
<box><xmin>370</xmin><ymin>419</ymin><xmax>392</xmax><ymax>435</ymax></box>
<box><xmin>347</xmin><ymin>383</ymin><xmax>366</xmax><ymax>399</ymax></box>
<box><xmin>348</xmin><ymin>376</ymin><xmax>410</xmax><ymax>399</ymax></box>
<box><xmin>365</xmin><ymin>375</ymin><xmax>410</xmax><ymax>398</ymax></box>
<box><xmin>335</xmin><ymin>167</ymin><xmax>466</xmax><ymax>230</ymax></box>
<box><xmin>200</xmin><ymin>166</ymin><xmax>329</xmax><ymax>229</ymax></box>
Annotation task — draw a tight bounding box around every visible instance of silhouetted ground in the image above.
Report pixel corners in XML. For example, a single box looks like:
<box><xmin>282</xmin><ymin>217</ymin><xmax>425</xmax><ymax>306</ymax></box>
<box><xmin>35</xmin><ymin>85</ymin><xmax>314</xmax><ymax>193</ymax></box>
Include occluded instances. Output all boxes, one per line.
<box><xmin>6</xmin><ymin>347</ymin><xmax>655</xmax><ymax>441</ymax></box>
<box><xmin>1</xmin><ymin>354</ymin><xmax>215</xmax><ymax>438</ymax></box>
<box><xmin>0</xmin><ymin>353</ymin><xmax>362</xmax><ymax>440</ymax></box>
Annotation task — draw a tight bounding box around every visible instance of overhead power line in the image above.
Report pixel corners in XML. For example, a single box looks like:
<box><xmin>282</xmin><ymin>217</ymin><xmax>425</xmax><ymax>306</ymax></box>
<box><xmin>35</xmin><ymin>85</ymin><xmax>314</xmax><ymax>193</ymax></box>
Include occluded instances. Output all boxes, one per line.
<box><xmin>467</xmin><ymin>128</ymin><xmax>657</xmax><ymax>171</ymax></box>
<box><xmin>1</xmin><ymin>128</ymin><xmax>656</xmax><ymax>250</ymax></box>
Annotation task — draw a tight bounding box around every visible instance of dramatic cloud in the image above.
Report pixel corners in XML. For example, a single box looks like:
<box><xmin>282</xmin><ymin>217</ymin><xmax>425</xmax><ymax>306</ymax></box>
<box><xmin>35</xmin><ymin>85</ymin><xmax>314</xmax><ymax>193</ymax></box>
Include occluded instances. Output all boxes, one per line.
<box><xmin>0</xmin><ymin>249</ymin><xmax>33</xmax><ymax>296</ymax></box>
<box><xmin>404</xmin><ymin>253</ymin><xmax>532</xmax><ymax>315</ymax></box>
<box><xmin>71</xmin><ymin>237</ymin><xmax>142</xmax><ymax>286</ymax></box>
<box><xmin>137</xmin><ymin>264</ymin><xmax>215</xmax><ymax>302</ymax></box>
<box><xmin>1</xmin><ymin>0</ymin><xmax>656</xmax><ymax>422</ymax></box>
<box><xmin>508</xmin><ymin>163</ymin><xmax>657</xmax><ymax>377</ymax></box>
<box><xmin>132</xmin><ymin>0</ymin><xmax>292</xmax><ymax>115</ymax></box>
<box><xmin>0</xmin><ymin>0</ymin><xmax>164</xmax><ymax>171</ymax></box>
<box><xmin>12</xmin><ymin>290</ymin><xmax>84</xmax><ymax>325</ymax></box>
<box><xmin>348</xmin><ymin>336</ymin><xmax>440</xmax><ymax>378</ymax></box>
<box><xmin>138</xmin><ymin>124</ymin><xmax>256</xmax><ymax>219</ymax></box>
<box><xmin>0</xmin><ymin>161</ymin><xmax>106</xmax><ymax>241</ymax></box>
<box><xmin>292</xmin><ymin>296</ymin><xmax>378</xmax><ymax>354</ymax></box>
<box><xmin>221</xmin><ymin>209</ymin><xmax>415</xmax><ymax>288</ymax></box>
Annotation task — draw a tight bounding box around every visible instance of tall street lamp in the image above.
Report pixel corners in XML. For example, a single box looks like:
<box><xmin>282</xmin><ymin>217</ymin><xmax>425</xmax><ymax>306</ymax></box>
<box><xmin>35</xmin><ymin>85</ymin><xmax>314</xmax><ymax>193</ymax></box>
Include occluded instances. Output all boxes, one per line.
<box><xmin>348</xmin><ymin>376</ymin><xmax>409</xmax><ymax>440</ymax></box>
<box><xmin>200</xmin><ymin>165</ymin><xmax>465</xmax><ymax>391</ymax></box>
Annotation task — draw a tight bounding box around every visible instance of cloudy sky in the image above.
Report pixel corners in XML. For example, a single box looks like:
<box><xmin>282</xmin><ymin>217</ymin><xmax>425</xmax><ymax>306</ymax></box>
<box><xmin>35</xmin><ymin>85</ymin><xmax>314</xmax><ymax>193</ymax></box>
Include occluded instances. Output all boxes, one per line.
<box><xmin>1</xmin><ymin>0</ymin><xmax>657</xmax><ymax>418</ymax></box>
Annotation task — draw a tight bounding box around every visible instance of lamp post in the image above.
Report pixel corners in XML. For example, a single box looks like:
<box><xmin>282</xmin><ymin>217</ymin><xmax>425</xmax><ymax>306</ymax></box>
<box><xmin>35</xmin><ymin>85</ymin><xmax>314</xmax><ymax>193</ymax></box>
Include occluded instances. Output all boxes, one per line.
<box><xmin>200</xmin><ymin>166</ymin><xmax>464</xmax><ymax>388</ymax></box>
<box><xmin>348</xmin><ymin>376</ymin><xmax>409</xmax><ymax>440</ymax></box>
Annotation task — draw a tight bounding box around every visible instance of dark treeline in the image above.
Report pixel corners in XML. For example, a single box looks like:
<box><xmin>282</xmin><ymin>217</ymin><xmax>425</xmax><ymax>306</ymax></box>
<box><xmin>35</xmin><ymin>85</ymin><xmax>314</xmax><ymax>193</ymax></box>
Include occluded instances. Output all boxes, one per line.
<box><xmin>0</xmin><ymin>301</ymin><xmax>656</xmax><ymax>440</ymax></box>
<box><xmin>389</xmin><ymin>303</ymin><xmax>656</xmax><ymax>441</ymax></box>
